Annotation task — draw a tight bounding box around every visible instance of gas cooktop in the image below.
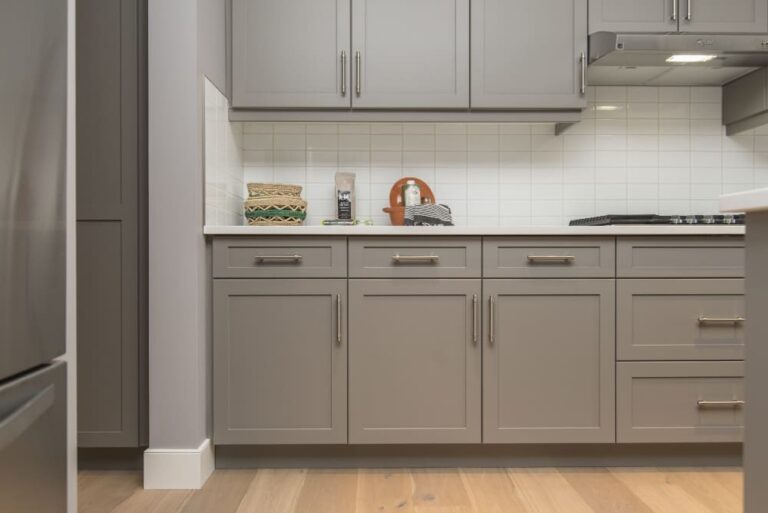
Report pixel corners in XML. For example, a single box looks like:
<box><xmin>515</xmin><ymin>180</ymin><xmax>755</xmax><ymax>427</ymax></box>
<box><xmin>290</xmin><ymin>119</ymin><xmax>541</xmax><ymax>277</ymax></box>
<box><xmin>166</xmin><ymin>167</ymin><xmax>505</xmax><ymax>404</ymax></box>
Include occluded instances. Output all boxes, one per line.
<box><xmin>569</xmin><ymin>214</ymin><xmax>745</xmax><ymax>226</ymax></box>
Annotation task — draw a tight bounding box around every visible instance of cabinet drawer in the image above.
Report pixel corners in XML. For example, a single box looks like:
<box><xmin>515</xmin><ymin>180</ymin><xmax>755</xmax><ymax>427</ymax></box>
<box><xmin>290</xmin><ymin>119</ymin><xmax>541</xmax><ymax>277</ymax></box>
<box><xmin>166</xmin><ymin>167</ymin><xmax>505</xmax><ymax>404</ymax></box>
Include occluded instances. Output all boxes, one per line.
<box><xmin>483</xmin><ymin>237</ymin><xmax>615</xmax><ymax>278</ymax></box>
<box><xmin>617</xmin><ymin>362</ymin><xmax>745</xmax><ymax>444</ymax></box>
<box><xmin>618</xmin><ymin>279</ymin><xmax>745</xmax><ymax>361</ymax></box>
<box><xmin>349</xmin><ymin>237</ymin><xmax>481</xmax><ymax>278</ymax></box>
<box><xmin>618</xmin><ymin>237</ymin><xmax>745</xmax><ymax>278</ymax></box>
<box><xmin>212</xmin><ymin>237</ymin><xmax>347</xmax><ymax>278</ymax></box>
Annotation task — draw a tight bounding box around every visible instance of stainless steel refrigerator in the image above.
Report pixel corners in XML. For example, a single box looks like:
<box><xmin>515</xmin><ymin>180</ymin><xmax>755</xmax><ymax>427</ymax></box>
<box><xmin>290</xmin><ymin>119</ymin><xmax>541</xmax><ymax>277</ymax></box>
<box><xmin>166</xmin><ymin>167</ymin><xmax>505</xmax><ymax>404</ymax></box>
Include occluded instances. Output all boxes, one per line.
<box><xmin>0</xmin><ymin>0</ymin><xmax>69</xmax><ymax>511</ymax></box>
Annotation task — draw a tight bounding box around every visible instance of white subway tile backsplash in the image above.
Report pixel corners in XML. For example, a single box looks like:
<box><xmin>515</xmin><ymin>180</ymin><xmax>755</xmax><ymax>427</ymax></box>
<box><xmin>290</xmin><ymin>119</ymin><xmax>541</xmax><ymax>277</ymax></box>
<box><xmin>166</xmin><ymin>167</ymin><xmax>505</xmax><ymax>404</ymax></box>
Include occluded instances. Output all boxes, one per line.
<box><xmin>205</xmin><ymin>86</ymin><xmax>761</xmax><ymax>226</ymax></box>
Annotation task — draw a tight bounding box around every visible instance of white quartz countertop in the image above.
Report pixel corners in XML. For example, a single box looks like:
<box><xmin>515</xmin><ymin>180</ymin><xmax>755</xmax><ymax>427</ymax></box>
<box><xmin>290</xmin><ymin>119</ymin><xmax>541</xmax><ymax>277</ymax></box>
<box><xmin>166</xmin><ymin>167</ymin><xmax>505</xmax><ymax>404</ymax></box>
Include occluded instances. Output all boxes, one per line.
<box><xmin>721</xmin><ymin>188</ymin><xmax>768</xmax><ymax>213</ymax></box>
<box><xmin>204</xmin><ymin>225</ymin><xmax>745</xmax><ymax>236</ymax></box>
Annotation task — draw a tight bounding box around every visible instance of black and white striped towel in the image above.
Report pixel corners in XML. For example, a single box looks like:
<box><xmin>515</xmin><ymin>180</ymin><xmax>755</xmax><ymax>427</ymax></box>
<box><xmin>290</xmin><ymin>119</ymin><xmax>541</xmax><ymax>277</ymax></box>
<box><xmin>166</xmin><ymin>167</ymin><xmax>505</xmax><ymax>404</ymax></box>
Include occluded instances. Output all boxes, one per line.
<box><xmin>404</xmin><ymin>204</ymin><xmax>453</xmax><ymax>226</ymax></box>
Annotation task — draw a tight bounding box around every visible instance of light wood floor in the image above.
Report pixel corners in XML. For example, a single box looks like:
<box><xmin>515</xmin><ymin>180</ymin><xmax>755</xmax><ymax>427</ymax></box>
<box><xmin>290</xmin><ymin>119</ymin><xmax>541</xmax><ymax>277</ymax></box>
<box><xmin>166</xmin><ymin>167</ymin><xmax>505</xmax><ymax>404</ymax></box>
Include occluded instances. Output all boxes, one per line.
<box><xmin>79</xmin><ymin>467</ymin><xmax>743</xmax><ymax>513</ymax></box>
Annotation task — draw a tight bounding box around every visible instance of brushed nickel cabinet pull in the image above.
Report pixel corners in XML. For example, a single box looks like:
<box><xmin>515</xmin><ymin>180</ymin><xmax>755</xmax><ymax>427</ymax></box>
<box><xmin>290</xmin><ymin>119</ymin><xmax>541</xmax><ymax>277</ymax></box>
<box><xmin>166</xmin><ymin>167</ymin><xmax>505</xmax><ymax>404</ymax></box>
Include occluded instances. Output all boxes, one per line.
<box><xmin>255</xmin><ymin>254</ymin><xmax>303</xmax><ymax>263</ymax></box>
<box><xmin>579</xmin><ymin>52</ymin><xmax>586</xmax><ymax>96</ymax></box>
<box><xmin>698</xmin><ymin>316</ymin><xmax>745</xmax><ymax>325</ymax></box>
<box><xmin>672</xmin><ymin>0</ymin><xmax>678</xmax><ymax>21</ymax></box>
<box><xmin>685</xmin><ymin>0</ymin><xmax>691</xmax><ymax>21</ymax></box>
<box><xmin>355</xmin><ymin>51</ymin><xmax>361</xmax><ymax>97</ymax></box>
<box><xmin>697</xmin><ymin>400</ymin><xmax>744</xmax><ymax>408</ymax></box>
<box><xmin>340</xmin><ymin>51</ymin><xmax>347</xmax><ymax>96</ymax></box>
<box><xmin>472</xmin><ymin>294</ymin><xmax>478</xmax><ymax>345</ymax></box>
<box><xmin>489</xmin><ymin>296</ymin><xmax>495</xmax><ymax>345</ymax></box>
<box><xmin>392</xmin><ymin>254</ymin><xmax>440</xmax><ymax>263</ymax></box>
<box><xmin>336</xmin><ymin>294</ymin><xmax>342</xmax><ymax>345</ymax></box>
<box><xmin>527</xmin><ymin>255</ymin><xmax>576</xmax><ymax>263</ymax></box>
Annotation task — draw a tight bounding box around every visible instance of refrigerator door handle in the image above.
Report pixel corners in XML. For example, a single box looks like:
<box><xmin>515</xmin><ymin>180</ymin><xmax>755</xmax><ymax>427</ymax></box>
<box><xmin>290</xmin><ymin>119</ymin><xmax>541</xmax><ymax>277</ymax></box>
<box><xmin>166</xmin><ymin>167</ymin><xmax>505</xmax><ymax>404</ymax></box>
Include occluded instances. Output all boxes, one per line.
<box><xmin>0</xmin><ymin>385</ymin><xmax>54</xmax><ymax>451</ymax></box>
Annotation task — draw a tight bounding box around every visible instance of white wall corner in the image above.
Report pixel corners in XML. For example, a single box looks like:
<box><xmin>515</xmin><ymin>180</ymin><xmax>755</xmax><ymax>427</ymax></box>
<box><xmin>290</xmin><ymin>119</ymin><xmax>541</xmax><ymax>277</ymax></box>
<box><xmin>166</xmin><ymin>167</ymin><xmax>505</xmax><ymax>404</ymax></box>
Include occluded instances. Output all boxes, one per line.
<box><xmin>143</xmin><ymin>439</ymin><xmax>215</xmax><ymax>490</ymax></box>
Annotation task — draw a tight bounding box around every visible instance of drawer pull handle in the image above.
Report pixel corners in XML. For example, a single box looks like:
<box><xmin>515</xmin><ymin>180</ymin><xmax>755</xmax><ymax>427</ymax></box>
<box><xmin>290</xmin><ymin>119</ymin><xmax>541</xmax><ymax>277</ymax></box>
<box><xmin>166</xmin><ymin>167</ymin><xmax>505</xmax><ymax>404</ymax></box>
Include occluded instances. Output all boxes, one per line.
<box><xmin>255</xmin><ymin>255</ymin><xmax>303</xmax><ymax>264</ymax></box>
<box><xmin>527</xmin><ymin>255</ymin><xmax>576</xmax><ymax>264</ymax></box>
<box><xmin>698</xmin><ymin>316</ymin><xmax>745</xmax><ymax>325</ymax></box>
<box><xmin>336</xmin><ymin>294</ymin><xmax>342</xmax><ymax>346</ymax></box>
<box><xmin>697</xmin><ymin>400</ymin><xmax>745</xmax><ymax>409</ymax></box>
<box><xmin>392</xmin><ymin>254</ymin><xmax>440</xmax><ymax>264</ymax></box>
<box><xmin>489</xmin><ymin>296</ymin><xmax>496</xmax><ymax>345</ymax></box>
<box><xmin>472</xmin><ymin>294</ymin><xmax>478</xmax><ymax>345</ymax></box>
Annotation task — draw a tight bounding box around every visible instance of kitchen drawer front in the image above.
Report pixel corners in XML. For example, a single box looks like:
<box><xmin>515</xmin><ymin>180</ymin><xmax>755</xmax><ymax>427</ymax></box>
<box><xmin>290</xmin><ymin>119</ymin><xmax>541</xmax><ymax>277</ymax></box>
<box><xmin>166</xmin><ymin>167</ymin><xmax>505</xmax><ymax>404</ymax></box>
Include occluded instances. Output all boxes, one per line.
<box><xmin>212</xmin><ymin>237</ymin><xmax>347</xmax><ymax>278</ymax></box>
<box><xmin>617</xmin><ymin>237</ymin><xmax>745</xmax><ymax>278</ymax></box>
<box><xmin>348</xmin><ymin>237</ymin><xmax>481</xmax><ymax>278</ymax></box>
<box><xmin>483</xmin><ymin>237</ymin><xmax>615</xmax><ymax>278</ymax></box>
<box><xmin>617</xmin><ymin>361</ymin><xmax>745</xmax><ymax>444</ymax></box>
<box><xmin>618</xmin><ymin>279</ymin><xmax>745</xmax><ymax>361</ymax></box>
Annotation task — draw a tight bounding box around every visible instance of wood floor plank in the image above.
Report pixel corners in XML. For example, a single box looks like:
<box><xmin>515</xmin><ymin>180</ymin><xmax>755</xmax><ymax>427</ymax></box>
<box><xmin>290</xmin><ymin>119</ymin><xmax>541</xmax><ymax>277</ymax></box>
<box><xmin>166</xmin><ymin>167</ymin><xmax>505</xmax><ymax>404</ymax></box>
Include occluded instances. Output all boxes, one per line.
<box><xmin>410</xmin><ymin>468</ymin><xmax>474</xmax><ymax>513</ymax></box>
<box><xmin>459</xmin><ymin>468</ymin><xmax>528</xmax><ymax>513</ymax></box>
<box><xmin>609</xmin><ymin>468</ymin><xmax>718</xmax><ymax>513</ymax></box>
<box><xmin>177</xmin><ymin>470</ymin><xmax>256</xmax><ymax>513</ymax></box>
<box><xmin>235</xmin><ymin>469</ymin><xmax>307</xmax><ymax>513</ymax></box>
<box><xmin>506</xmin><ymin>468</ymin><xmax>594</xmax><ymax>513</ymax></box>
<box><xmin>709</xmin><ymin>468</ymin><xmax>744</xmax><ymax>498</ymax></box>
<box><xmin>293</xmin><ymin>469</ymin><xmax>358</xmax><ymax>513</ymax></box>
<box><xmin>111</xmin><ymin>490</ymin><xmax>193</xmax><ymax>513</ymax></box>
<box><xmin>559</xmin><ymin>467</ymin><xmax>656</xmax><ymax>513</ymax></box>
<box><xmin>660</xmin><ymin>468</ymin><xmax>742</xmax><ymax>513</ymax></box>
<box><xmin>356</xmin><ymin>469</ymin><xmax>416</xmax><ymax>513</ymax></box>
<box><xmin>78</xmin><ymin>471</ymin><xmax>143</xmax><ymax>513</ymax></box>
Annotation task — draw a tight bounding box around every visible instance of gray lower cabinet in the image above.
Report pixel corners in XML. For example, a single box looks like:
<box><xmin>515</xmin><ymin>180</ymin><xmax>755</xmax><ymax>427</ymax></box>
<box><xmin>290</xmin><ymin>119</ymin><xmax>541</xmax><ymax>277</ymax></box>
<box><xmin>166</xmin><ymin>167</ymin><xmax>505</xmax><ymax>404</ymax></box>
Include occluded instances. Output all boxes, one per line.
<box><xmin>232</xmin><ymin>0</ymin><xmax>351</xmax><ymax>108</ymax></box>
<box><xmin>471</xmin><ymin>0</ymin><xmax>587</xmax><ymax>109</ymax></box>
<box><xmin>617</xmin><ymin>361</ymin><xmax>745</xmax><ymax>443</ymax></box>
<box><xmin>213</xmin><ymin>279</ymin><xmax>347</xmax><ymax>444</ymax></box>
<box><xmin>348</xmin><ymin>279</ymin><xmax>481</xmax><ymax>444</ymax></box>
<box><xmin>483</xmin><ymin>279</ymin><xmax>615</xmax><ymax>443</ymax></box>
<box><xmin>351</xmin><ymin>0</ymin><xmax>470</xmax><ymax>109</ymax></box>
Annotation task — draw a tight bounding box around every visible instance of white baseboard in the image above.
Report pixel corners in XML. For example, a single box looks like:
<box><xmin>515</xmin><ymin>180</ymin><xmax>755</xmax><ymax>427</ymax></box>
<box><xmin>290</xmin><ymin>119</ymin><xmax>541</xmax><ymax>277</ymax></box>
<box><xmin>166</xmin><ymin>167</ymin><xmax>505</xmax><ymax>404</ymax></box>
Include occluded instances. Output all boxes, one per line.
<box><xmin>143</xmin><ymin>439</ymin><xmax>215</xmax><ymax>490</ymax></box>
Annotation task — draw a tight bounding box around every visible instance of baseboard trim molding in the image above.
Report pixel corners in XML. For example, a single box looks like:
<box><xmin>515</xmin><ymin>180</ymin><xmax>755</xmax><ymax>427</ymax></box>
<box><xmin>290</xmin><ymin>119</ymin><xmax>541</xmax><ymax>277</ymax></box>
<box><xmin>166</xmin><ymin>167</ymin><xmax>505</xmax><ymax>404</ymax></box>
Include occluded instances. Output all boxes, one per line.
<box><xmin>144</xmin><ymin>439</ymin><xmax>214</xmax><ymax>489</ymax></box>
<box><xmin>216</xmin><ymin>443</ymin><xmax>742</xmax><ymax>469</ymax></box>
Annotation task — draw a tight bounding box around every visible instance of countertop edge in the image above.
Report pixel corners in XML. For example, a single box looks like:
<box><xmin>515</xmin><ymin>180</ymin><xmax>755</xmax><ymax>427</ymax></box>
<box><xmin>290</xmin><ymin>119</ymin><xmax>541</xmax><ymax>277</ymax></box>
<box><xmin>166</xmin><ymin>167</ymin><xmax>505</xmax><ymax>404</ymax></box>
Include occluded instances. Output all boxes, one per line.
<box><xmin>203</xmin><ymin>225</ymin><xmax>746</xmax><ymax>236</ymax></box>
<box><xmin>721</xmin><ymin>188</ymin><xmax>768</xmax><ymax>213</ymax></box>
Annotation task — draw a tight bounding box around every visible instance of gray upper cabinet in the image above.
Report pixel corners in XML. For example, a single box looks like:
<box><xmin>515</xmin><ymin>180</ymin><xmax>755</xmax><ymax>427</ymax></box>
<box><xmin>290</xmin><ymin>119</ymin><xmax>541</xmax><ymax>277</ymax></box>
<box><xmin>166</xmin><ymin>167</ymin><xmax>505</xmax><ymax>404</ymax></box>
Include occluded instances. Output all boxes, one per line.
<box><xmin>680</xmin><ymin>0</ymin><xmax>768</xmax><ymax>33</ymax></box>
<box><xmin>351</xmin><ymin>0</ymin><xmax>469</xmax><ymax>108</ymax></box>
<box><xmin>232</xmin><ymin>0</ymin><xmax>351</xmax><ymax>108</ymax></box>
<box><xmin>588</xmin><ymin>0</ymin><xmax>677</xmax><ymax>32</ymax></box>
<box><xmin>471</xmin><ymin>0</ymin><xmax>588</xmax><ymax>109</ymax></box>
<box><xmin>483</xmin><ymin>279</ymin><xmax>615</xmax><ymax>443</ymax></box>
<box><xmin>213</xmin><ymin>279</ymin><xmax>347</xmax><ymax>444</ymax></box>
<box><xmin>349</xmin><ymin>279</ymin><xmax>481</xmax><ymax>444</ymax></box>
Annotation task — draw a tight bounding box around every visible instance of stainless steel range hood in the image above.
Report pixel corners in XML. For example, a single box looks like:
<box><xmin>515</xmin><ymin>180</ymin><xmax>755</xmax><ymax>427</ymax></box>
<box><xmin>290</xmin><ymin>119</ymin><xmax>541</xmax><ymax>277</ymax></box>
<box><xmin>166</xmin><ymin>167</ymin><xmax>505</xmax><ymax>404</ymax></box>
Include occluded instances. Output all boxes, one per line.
<box><xmin>588</xmin><ymin>32</ymin><xmax>768</xmax><ymax>86</ymax></box>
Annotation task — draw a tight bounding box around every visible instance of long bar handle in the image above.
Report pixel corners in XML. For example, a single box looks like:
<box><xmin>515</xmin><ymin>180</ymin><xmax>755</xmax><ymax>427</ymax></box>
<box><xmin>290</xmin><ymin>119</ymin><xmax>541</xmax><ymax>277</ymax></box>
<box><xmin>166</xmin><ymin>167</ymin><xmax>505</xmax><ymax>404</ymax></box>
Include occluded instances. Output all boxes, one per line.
<box><xmin>489</xmin><ymin>296</ymin><xmax>495</xmax><ymax>345</ymax></box>
<box><xmin>579</xmin><ymin>52</ymin><xmax>586</xmax><ymax>96</ymax></box>
<box><xmin>340</xmin><ymin>51</ymin><xmax>347</xmax><ymax>96</ymax></box>
<box><xmin>336</xmin><ymin>294</ymin><xmax>342</xmax><ymax>345</ymax></box>
<box><xmin>672</xmin><ymin>0</ymin><xmax>678</xmax><ymax>21</ymax></box>
<box><xmin>392</xmin><ymin>254</ymin><xmax>440</xmax><ymax>263</ymax></box>
<box><xmin>685</xmin><ymin>0</ymin><xmax>691</xmax><ymax>21</ymax></box>
<box><xmin>697</xmin><ymin>400</ymin><xmax>744</xmax><ymax>409</ymax></box>
<box><xmin>698</xmin><ymin>316</ymin><xmax>745</xmax><ymax>325</ymax></box>
<box><xmin>472</xmin><ymin>295</ymin><xmax>478</xmax><ymax>345</ymax></box>
<box><xmin>255</xmin><ymin>254</ymin><xmax>303</xmax><ymax>263</ymax></box>
<box><xmin>527</xmin><ymin>255</ymin><xmax>576</xmax><ymax>263</ymax></box>
<box><xmin>355</xmin><ymin>51</ymin><xmax>361</xmax><ymax>97</ymax></box>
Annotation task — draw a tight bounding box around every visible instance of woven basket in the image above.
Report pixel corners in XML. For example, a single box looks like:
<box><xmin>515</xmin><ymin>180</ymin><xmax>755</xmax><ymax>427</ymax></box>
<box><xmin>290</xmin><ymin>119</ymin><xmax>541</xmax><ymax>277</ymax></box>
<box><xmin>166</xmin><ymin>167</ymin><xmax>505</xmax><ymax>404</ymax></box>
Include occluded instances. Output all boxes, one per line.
<box><xmin>244</xmin><ymin>193</ymin><xmax>307</xmax><ymax>226</ymax></box>
<box><xmin>247</xmin><ymin>182</ymin><xmax>303</xmax><ymax>199</ymax></box>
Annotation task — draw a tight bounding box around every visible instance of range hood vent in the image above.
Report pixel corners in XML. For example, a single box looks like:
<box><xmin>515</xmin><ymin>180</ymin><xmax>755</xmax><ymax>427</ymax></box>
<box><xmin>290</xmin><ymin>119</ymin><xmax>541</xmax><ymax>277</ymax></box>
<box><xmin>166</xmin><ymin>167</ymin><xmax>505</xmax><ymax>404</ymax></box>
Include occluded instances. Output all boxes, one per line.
<box><xmin>588</xmin><ymin>32</ymin><xmax>768</xmax><ymax>86</ymax></box>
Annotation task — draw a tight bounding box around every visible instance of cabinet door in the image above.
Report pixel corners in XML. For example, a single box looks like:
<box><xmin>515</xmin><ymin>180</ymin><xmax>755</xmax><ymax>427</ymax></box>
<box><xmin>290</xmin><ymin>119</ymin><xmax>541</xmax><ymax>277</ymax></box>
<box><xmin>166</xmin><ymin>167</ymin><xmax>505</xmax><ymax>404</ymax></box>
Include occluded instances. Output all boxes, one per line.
<box><xmin>472</xmin><ymin>0</ymin><xmax>588</xmax><ymax>109</ymax></box>
<box><xmin>588</xmin><ymin>0</ymin><xmax>678</xmax><ymax>32</ymax></box>
<box><xmin>484</xmin><ymin>279</ymin><xmax>615</xmax><ymax>443</ymax></box>
<box><xmin>351</xmin><ymin>0</ymin><xmax>469</xmax><ymax>109</ymax></box>
<box><xmin>232</xmin><ymin>0</ymin><xmax>351</xmax><ymax>108</ymax></box>
<box><xmin>213</xmin><ymin>279</ymin><xmax>347</xmax><ymax>444</ymax></box>
<box><xmin>681</xmin><ymin>0</ymin><xmax>768</xmax><ymax>33</ymax></box>
<box><xmin>349</xmin><ymin>279</ymin><xmax>481</xmax><ymax>443</ymax></box>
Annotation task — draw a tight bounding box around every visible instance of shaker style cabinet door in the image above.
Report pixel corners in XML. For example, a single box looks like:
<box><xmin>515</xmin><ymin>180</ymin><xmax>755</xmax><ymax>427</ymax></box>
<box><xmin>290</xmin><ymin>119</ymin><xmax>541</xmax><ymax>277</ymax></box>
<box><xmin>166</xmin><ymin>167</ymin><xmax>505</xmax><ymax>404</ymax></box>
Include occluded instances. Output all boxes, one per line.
<box><xmin>213</xmin><ymin>279</ymin><xmax>347</xmax><ymax>444</ymax></box>
<box><xmin>588</xmin><ymin>0</ymin><xmax>678</xmax><ymax>32</ymax></box>
<box><xmin>232</xmin><ymin>0</ymin><xmax>351</xmax><ymax>108</ymax></box>
<box><xmin>679</xmin><ymin>0</ymin><xmax>768</xmax><ymax>33</ymax></box>
<box><xmin>483</xmin><ymin>279</ymin><xmax>615</xmax><ymax>443</ymax></box>
<box><xmin>351</xmin><ymin>0</ymin><xmax>470</xmax><ymax>108</ymax></box>
<box><xmin>471</xmin><ymin>0</ymin><xmax>588</xmax><ymax>109</ymax></box>
<box><xmin>348</xmin><ymin>279</ymin><xmax>481</xmax><ymax>443</ymax></box>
